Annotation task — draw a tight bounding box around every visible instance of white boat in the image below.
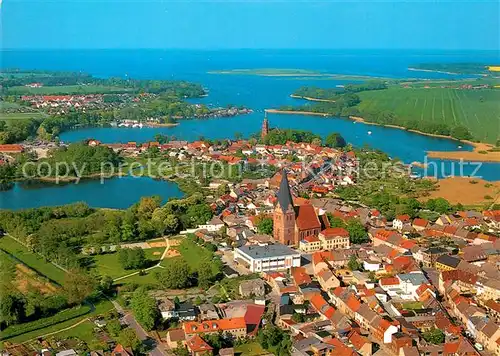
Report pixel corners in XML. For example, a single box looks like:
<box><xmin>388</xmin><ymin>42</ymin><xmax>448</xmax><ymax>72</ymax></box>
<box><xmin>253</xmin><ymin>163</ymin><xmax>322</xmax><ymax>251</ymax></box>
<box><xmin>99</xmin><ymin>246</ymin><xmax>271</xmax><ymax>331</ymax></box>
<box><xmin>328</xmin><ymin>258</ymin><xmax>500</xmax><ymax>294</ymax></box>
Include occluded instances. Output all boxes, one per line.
<box><xmin>368</xmin><ymin>131</ymin><xmax>372</xmax><ymax>135</ymax></box>
<box><xmin>458</xmin><ymin>145</ymin><xmax>462</xmax><ymax>149</ymax></box>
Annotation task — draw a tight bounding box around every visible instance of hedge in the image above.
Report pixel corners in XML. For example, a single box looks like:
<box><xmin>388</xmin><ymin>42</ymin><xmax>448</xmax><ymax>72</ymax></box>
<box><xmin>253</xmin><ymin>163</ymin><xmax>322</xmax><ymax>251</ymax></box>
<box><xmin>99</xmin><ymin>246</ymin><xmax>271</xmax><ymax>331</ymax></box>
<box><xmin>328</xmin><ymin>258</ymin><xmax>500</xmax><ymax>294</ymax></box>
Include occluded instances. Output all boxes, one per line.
<box><xmin>1</xmin><ymin>305</ymin><xmax>91</xmax><ymax>341</ymax></box>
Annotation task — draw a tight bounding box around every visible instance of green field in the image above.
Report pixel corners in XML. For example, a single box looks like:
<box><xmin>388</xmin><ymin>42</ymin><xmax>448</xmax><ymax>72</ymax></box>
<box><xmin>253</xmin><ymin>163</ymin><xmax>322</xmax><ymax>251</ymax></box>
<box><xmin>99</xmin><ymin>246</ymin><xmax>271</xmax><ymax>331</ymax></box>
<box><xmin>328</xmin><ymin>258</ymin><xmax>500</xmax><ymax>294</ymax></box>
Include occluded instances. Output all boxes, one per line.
<box><xmin>169</xmin><ymin>238</ymin><xmax>213</xmax><ymax>270</ymax></box>
<box><xmin>7</xmin><ymin>85</ymin><xmax>133</xmax><ymax>95</ymax></box>
<box><xmin>234</xmin><ymin>342</ymin><xmax>268</xmax><ymax>356</ymax></box>
<box><xmin>0</xmin><ymin>112</ymin><xmax>47</xmax><ymax>125</ymax></box>
<box><xmin>356</xmin><ymin>87</ymin><xmax>500</xmax><ymax>143</ymax></box>
<box><xmin>0</xmin><ymin>236</ymin><xmax>67</xmax><ymax>284</ymax></box>
<box><xmin>91</xmin><ymin>247</ymin><xmax>165</xmax><ymax>279</ymax></box>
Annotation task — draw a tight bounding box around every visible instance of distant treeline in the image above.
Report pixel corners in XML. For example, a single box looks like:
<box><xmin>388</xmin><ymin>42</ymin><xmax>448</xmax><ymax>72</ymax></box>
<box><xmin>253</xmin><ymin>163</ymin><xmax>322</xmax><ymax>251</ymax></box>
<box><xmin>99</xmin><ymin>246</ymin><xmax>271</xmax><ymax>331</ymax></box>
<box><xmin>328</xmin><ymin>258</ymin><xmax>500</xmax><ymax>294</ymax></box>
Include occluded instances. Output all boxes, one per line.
<box><xmin>1</xmin><ymin>69</ymin><xmax>206</xmax><ymax>97</ymax></box>
<box><xmin>294</xmin><ymin>80</ymin><xmax>388</xmax><ymax>99</ymax></box>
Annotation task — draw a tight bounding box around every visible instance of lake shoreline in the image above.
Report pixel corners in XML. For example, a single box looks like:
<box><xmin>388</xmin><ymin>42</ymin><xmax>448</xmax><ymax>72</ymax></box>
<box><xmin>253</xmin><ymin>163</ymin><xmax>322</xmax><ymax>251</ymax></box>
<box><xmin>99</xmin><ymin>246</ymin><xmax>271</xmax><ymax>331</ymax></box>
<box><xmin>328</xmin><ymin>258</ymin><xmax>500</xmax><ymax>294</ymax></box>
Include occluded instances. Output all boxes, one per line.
<box><xmin>266</xmin><ymin>108</ymin><xmax>500</xmax><ymax>163</ymax></box>
<box><xmin>265</xmin><ymin>109</ymin><xmax>329</xmax><ymax>117</ymax></box>
<box><xmin>290</xmin><ymin>94</ymin><xmax>336</xmax><ymax>103</ymax></box>
<box><xmin>349</xmin><ymin>116</ymin><xmax>500</xmax><ymax>163</ymax></box>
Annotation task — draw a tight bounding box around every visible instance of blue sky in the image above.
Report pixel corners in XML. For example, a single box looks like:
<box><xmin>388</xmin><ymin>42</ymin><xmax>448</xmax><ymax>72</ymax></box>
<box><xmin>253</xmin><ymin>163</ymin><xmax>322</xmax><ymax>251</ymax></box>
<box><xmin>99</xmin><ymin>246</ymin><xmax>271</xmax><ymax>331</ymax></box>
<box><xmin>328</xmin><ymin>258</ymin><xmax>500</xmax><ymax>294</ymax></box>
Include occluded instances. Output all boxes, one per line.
<box><xmin>2</xmin><ymin>0</ymin><xmax>499</xmax><ymax>50</ymax></box>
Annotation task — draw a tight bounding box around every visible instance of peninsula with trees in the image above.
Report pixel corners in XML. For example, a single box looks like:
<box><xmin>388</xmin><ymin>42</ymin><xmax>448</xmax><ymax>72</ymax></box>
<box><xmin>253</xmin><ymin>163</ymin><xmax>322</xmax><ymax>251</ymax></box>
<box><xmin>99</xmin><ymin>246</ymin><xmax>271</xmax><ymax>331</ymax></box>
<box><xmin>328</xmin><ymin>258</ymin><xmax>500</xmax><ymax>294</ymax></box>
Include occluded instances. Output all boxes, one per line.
<box><xmin>0</xmin><ymin>69</ymin><xmax>252</xmax><ymax>144</ymax></box>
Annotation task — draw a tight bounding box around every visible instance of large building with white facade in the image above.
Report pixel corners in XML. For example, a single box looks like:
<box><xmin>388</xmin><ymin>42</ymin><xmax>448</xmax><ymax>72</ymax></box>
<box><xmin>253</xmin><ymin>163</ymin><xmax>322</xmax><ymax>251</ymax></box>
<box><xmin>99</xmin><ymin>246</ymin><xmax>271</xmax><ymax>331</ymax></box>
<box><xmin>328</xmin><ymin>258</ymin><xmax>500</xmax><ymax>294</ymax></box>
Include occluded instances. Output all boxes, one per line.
<box><xmin>234</xmin><ymin>244</ymin><xmax>301</xmax><ymax>272</ymax></box>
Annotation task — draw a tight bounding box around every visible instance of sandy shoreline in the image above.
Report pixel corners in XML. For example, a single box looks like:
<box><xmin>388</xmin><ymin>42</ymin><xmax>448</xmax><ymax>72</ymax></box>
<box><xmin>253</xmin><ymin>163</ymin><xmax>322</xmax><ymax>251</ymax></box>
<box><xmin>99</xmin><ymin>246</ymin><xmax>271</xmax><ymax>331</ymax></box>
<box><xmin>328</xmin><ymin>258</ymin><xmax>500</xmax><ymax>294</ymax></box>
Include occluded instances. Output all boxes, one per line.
<box><xmin>350</xmin><ymin>116</ymin><xmax>500</xmax><ymax>163</ymax></box>
<box><xmin>265</xmin><ymin>109</ymin><xmax>329</xmax><ymax>117</ymax></box>
<box><xmin>290</xmin><ymin>94</ymin><xmax>336</xmax><ymax>103</ymax></box>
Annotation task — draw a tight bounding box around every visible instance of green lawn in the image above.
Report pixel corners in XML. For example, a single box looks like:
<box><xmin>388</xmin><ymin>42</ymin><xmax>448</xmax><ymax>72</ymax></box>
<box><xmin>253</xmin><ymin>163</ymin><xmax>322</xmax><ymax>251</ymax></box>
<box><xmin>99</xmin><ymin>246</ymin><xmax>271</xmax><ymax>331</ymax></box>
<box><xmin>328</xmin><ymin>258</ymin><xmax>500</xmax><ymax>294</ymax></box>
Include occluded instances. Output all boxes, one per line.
<box><xmin>115</xmin><ymin>268</ymin><xmax>161</xmax><ymax>286</ymax></box>
<box><xmin>234</xmin><ymin>342</ymin><xmax>268</xmax><ymax>356</ymax></box>
<box><xmin>402</xmin><ymin>301</ymin><xmax>424</xmax><ymax>310</ymax></box>
<box><xmin>0</xmin><ymin>236</ymin><xmax>67</xmax><ymax>284</ymax></box>
<box><xmin>7</xmin><ymin>85</ymin><xmax>133</xmax><ymax>95</ymax></box>
<box><xmin>175</xmin><ymin>239</ymin><xmax>213</xmax><ymax>270</ymax></box>
<box><xmin>91</xmin><ymin>248</ymin><xmax>165</xmax><ymax>279</ymax></box>
<box><xmin>356</xmin><ymin>87</ymin><xmax>500</xmax><ymax>143</ymax></box>
<box><xmin>51</xmin><ymin>320</ymin><xmax>107</xmax><ymax>350</ymax></box>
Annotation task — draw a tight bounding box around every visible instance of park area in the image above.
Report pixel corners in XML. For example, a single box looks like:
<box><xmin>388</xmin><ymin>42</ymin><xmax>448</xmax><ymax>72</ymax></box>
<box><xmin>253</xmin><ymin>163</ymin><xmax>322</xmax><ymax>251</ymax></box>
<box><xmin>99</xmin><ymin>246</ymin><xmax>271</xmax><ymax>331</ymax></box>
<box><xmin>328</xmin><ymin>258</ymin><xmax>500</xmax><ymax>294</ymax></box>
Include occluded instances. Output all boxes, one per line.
<box><xmin>356</xmin><ymin>86</ymin><xmax>500</xmax><ymax>143</ymax></box>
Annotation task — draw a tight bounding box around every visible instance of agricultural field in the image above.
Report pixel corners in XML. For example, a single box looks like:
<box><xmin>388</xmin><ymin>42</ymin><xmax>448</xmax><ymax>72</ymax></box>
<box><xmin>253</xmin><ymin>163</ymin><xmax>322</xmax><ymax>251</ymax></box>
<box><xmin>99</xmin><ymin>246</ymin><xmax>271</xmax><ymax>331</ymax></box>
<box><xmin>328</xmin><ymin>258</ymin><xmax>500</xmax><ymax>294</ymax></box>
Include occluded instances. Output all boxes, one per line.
<box><xmin>6</xmin><ymin>85</ymin><xmax>133</xmax><ymax>95</ymax></box>
<box><xmin>91</xmin><ymin>247</ymin><xmax>165</xmax><ymax>279</ymax></box>
<box><xmin>356</xmin><ymin>87</ymin><xmax>500</xmax><ymax>143</ymax></box>
<box><xmin>0</xmin><ymin>112</ymin><xmax>47</xmax><ymax>125</ymax></box>
<box><xmin>0</xmin><ymin>236</ymin><xmax>67</xmax><ymax>284</ymax></box>
<box><xmin>0</xmin><ymin>251</ymin><xmax>59</xmax><ymax>295</ymax></box>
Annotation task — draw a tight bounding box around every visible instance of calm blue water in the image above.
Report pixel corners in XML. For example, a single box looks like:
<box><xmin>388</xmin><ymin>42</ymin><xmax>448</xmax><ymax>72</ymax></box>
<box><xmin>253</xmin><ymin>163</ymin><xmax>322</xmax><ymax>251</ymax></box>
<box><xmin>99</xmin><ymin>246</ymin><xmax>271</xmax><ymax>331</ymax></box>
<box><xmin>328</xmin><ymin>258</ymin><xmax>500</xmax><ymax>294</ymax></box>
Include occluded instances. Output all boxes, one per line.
<box><xmin>1</xmin><ymin>49</ymin><xmax>498</xmax><ymax>209</ymax></box>
<box><xmin>0</xmin><ymin>177</ymin><xmax>183</xmax><ymax>210</ymax></box>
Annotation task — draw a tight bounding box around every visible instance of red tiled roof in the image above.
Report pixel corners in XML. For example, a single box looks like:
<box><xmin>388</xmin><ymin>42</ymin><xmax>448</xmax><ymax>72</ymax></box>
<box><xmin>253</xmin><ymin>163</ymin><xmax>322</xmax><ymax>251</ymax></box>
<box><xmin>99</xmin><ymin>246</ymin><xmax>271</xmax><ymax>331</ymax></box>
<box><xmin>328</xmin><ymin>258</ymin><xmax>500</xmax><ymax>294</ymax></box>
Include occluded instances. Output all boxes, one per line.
<box><xmin>0</xmin><ymin>144</ymin><xmax>23</xmax><ymax>152</ymax></box>
<box><xmin>380</xmin><ymin>277</ymin><xmax>400</xmax><ymax>286</ymax></box>
<box><xmin>348</xmin><ymin>331</ymin><xmax>370</xmax><ymax>351</ymax></box>
<box><xmin>291</xmin><ymin>267</ymin><xmax>312</xmax><ymax>286</ymax></box>
<box><xmin>296</xmin><ymin>204</ymin><xmax>321</xmax><ymax>231</ymax></box>
<box><xmin>321</xmin><ymin>227</ymin><xmax>349</xmax><ymax>238</ymax></box>
<box><xmin>186</xmin><ymin>335</ymin><xmax>213</xmax><ymax>353</ymax></box>
<box><xmin>413</xmin><ymin>218</ymin><xmax>429</xmax><ymax>227</ymax></box>
<box><xmin>346</xmin><ymin>295</ymin><xmax>361</xmax><ymax>312</ymax></box>
<box><xmin>183</xmin><ymin>317</ymin><xmax>246</xmax><ymax>335</ymax></box>
<box><xmin>396</xmin><ymin>214</ymin><xmax>410</xmax><ymax>222</ymax></box>
<box><xmin>303</xmin><ymin>235</ymin><xmax>320</xmax><ymax>243</ymax></box>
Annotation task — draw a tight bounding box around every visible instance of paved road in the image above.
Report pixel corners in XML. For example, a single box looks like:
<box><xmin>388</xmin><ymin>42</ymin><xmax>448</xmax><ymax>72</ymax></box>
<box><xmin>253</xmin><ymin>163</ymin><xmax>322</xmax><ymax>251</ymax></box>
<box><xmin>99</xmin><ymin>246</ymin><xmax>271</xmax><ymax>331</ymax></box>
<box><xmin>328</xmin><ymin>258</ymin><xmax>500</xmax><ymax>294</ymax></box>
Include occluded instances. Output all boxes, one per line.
<box><xmin>112</xmin><ymin>301</ymin><xmax>169</xmax><ymax>356</ymax></box>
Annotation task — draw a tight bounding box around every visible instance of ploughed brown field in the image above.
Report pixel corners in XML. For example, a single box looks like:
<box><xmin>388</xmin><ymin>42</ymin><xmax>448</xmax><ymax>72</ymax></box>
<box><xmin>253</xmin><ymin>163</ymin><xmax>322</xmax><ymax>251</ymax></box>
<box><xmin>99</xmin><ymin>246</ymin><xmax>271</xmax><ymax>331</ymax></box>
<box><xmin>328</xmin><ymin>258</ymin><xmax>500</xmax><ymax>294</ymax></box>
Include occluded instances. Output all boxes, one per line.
<box><xmin>422</xmin><ymin>177</ymin><xmax>500</xmax><ymax>205</ymax></box>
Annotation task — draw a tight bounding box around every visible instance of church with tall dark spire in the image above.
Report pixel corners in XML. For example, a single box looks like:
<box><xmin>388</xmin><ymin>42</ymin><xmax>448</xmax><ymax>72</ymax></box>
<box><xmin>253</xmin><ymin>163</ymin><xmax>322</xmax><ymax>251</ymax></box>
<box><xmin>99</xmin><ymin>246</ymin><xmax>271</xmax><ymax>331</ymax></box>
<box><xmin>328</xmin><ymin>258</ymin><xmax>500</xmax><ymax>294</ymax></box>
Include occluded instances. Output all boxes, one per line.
<box><xmin>261</xmin><ymin>113</ymin><xmax>269</xmax><ymax>139</ymax></box>
<box><xmin>273</xmin><ymin>171</ymin><xmax>327</xmax><ymax>246</ymax></box>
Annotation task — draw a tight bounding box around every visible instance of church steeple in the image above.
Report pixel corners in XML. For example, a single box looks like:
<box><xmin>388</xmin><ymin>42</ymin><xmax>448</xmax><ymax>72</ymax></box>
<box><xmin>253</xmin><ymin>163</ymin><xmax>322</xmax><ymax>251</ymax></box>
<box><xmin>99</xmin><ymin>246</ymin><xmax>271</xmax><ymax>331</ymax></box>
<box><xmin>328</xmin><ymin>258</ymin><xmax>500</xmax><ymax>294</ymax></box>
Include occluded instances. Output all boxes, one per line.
<box><xmin>261</xmin><ymin>113</ymin><xmax>269</xmax><ymax>139</ymax></box>
<box><xmin>276</xmin><ymin>171</ymin><xmax>294</xmax><ymax>212</ymax></box>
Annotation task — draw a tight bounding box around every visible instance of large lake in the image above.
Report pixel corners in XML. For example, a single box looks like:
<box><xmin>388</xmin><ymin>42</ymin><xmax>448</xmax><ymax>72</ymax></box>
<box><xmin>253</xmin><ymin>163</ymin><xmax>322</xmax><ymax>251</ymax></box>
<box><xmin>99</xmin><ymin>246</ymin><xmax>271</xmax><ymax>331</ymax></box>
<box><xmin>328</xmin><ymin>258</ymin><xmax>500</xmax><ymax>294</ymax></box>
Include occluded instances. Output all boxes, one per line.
<box><xmin>1</xmin><ymin>49</ymin><xmax>499</xmax><ymax>209</ymax></box>
<box><xmin>0</xmin><ymin>177</ymin><xmax>183</xmax><ymax>210</ymax></box>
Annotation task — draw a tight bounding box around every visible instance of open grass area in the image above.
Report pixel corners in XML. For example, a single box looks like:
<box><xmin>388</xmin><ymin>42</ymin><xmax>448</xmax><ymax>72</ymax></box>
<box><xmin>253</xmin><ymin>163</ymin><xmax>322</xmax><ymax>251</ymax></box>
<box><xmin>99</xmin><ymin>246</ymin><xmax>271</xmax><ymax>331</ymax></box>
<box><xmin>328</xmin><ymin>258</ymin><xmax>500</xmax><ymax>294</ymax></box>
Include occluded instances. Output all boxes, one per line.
<box><xmin>234</xmin><ymin>342</ymin><xmax>268</xmax><ymax>356</ymax></box>
<box><xmin>0</xmin><ymin>112</ymin><xmax>47</xmax><ymax>125</ymax></box>
<box><xmin>91</xmin><ymin>247</ymin><xmax>165</xmax><ymax>279</ymax></box>
<box><xmin>0</xmin><ymin>236</ymin><xmax>67</xmax><ymax>285</ymax></box>
<box><xmin>356</xmin><ymin>87</ymin><xmax>500</xmax><ymax>143</ymax></box>
<box><xmin>176</xmin><ymin>238</ymin><xmax>213</xmax><ymax>270</ymax></box>
<box><xmin>7</xmin><ymin>85</ymin><xmax>133</xmax><ymax>95</ymax></box>
<box><xmin>401</xmin><ymin>301</ymin><xmax>424</xmax><ymax>310</ymax></box>
<box><xmin>50</xmin><ymin>320</ymin><xmax>107</xmax><ymax>350</ymax></box>
<box><xmin>114</xmin><ymin>267</ymin><xmax>161</xmax><ymax>286</ymax></box>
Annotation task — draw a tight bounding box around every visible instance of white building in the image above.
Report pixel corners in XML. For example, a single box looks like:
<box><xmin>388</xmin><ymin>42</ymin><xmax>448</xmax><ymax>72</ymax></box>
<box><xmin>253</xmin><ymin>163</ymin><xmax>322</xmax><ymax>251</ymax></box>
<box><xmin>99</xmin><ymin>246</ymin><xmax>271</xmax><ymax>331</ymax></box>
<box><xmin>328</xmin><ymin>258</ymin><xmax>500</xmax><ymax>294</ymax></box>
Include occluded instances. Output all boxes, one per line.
<box><xmin>234</xmin><ymin>244</ymin><xmax>301</xmax><ymax>272</ymax></box>
<box><xmin>197</xmin><ymin>217</ymin><xmax>225</xmax><ymax>232</ymax></box>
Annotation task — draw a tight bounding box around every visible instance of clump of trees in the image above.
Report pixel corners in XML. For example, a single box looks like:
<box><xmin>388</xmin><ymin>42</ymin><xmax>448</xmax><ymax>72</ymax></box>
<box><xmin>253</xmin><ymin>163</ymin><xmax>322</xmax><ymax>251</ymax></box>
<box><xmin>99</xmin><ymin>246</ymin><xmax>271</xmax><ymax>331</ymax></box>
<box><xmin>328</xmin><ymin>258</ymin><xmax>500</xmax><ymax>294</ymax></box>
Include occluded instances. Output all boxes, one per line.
<box><xmin>255</xmin><ymin>215</ymin><xmax>273</xmax><ymax>235</ymax></box>
<box><xmin>260</xmin><ymin>129</ymin><xmax>322</xmax><ymax>145</ymax></box>
<box><xmin>118</xmin><ymin>248</ymin><xmax>147</xmax><ymax>270</ymax></box>
<box><xmin>258</xmin><ymin>325</ymin><xmax>292</xmax><ymax>356</ymax></box>
<box><xmin>154</xmin><ymin>236</ymin><xmax>222</xmax><ymax>290</ymax></box>
<box><xmin>131</xmin><ymin>287</ymin><xmax>160</xmax><ymax>331</ymax></box>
